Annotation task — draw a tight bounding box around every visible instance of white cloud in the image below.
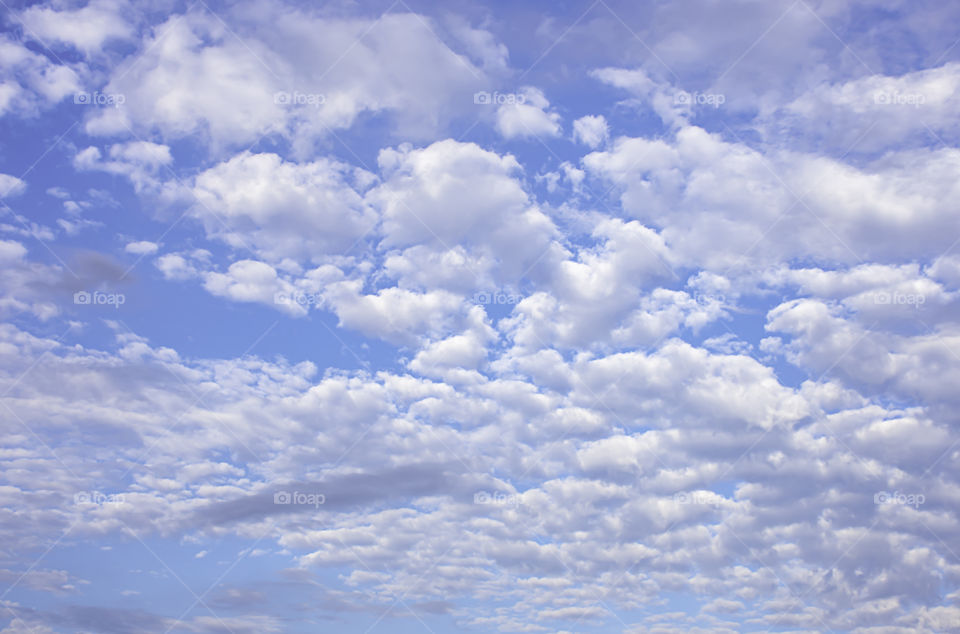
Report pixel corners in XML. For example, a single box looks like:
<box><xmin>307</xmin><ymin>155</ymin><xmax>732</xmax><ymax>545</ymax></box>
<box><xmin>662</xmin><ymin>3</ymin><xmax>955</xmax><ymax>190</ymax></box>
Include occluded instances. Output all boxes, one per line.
<box><xmin>86</xmin><ymin>10</ymin><xmax>493</xmax><ymax>150</ymax></box>
<box><xmin>124</xmin><ymin>241</ymin><xmax>158</xmax><ymax>255</ymax></box>
<box><xmin>323</xmin><ymin>281</ymin><xmax>471</xmax><ymax>345</ymax></box>
<box><xmin>6</xmin><ymin>2</ymin><xmax>960</xmax><ymax>630</ymax></box>
<box><xmin>770</xmin><ymin>62</ymin><xmax>960</xmax><ymax>153</ymax></box>
<box><xmin>73</xmin><ymin>142</ymin><xmax>173</xmax><ymax>192</ymax></box>
<box><xmin>155</xmin><ymin>252</ymin><xmax>203</xmax><ymax>281</ymax></box>
<box><xmin>495</xmin><ymin>86</ymin><xmax>562</xmax><ymax>139</ymax></box>
<box><xmin>584</xmin><ymin>125</ymin><xmax>960</xmax><ymax>271</ymax></box>
<box><xmin>20</xmin><ymin>0</ymin><xmax>134</xmax><ymax>55</ymax></box>
<box><xmin>0</xmin><ymin>240</ymin><xmax>62</xmax><ymax>321</ymax></box>
<box><xmin>502</xmin><ymin>218</ymin><xmax>683</xmax><ymax>350</ymax></box>
<box><xmin>0</xmin><ymin>34</ymin><xmax>81</xmax><ymax>116</ymax></box>
<box><xmin>201</xmin><ymin>259</ymin><xmax>304</xmax><ymax>316</ymax></box>
<box><xmin>191</xmin><ymin>152</ymin><xmax>376</xmax><ymax>263</ymax></box>
<box><xmin>370</xmin><ymin>139</ymin><xmax>559</xmax><ymax>288</ymax></box>
<box><xmin>0</xmin><ymin>173</ymin><xmax>25</xmax><ymax>198</ymax></box>
<box><xmin>572</xmin><ymin>114</ymin><xmax>609</xmax><ymax>148</ymax></box>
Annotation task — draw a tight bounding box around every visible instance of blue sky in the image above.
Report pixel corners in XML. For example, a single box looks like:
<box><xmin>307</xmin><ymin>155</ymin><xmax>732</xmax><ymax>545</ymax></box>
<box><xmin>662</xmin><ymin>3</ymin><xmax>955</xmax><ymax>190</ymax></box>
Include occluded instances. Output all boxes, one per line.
<box><xmin>2</xmin><ymin>0</ymin><xmax>960</xmax><ymax>632</ymax></box>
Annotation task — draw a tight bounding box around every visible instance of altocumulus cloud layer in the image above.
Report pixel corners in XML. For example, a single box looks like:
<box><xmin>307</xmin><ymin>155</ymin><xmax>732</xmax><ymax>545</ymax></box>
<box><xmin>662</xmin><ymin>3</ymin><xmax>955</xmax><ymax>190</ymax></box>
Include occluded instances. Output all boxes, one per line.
<box><xmin>1</xmin><ymin>0</ymin><xmax>960</xmax><ymax>632</ymax></box>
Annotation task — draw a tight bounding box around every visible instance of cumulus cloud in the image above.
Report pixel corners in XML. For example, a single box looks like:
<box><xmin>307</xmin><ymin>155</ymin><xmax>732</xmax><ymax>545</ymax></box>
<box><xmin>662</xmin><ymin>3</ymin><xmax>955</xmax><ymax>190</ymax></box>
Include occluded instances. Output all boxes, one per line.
<box><xmin>370</xmin><ymin>139</ymin><xmax>560</xmax><ymax>287</ymax></box>
<box><xmin>4</xmin><ymin>0</ymin><xmax>960</xmax><ymax>631</ymax></box>
<box><xmin>495</xmin><ymin>86</ymin><xmax>562</xmax><ymax>139</ymax></box>
<box><xmin>20</xmin><ymin>0</ymin><xmax>135</xmax><ymax>55</ymax></box>
<box><xmin>0</xmin><ymin>174</ymin><xmax>26</xmax><ymax>198</ymax></box>
<box><xmin>73</xmin><ymin>141</ymin><xmax>173</xmax><ymax>192</ymax></box>
<box><xmin>191</xmin><ymin>152</ymin><xmax>376</xmax><ymax>262</ymax></box>
<box><xmin>572</xmin><ymin>114</ymin><xmax>609</xmax><ymax>148</ymax></box>
<box><xmin>84</xmin><ymin>9</ymin><xmax>495</xmax><ymax>150</ymax></box>
<box><xmin>769</xmin><ymin>62</ymin><xmax>960</xmax><ymax>153</ymax></box>
<box><xmin>0</xmin><ymin>34</ymin><xmax>81</xmax><ymax>116</ymax></box>
<box><xmin>123</xmin><ymin>240</ymin><xmax>158</xmax><ymax>255</ymax></box>
<box><xmin>583</xmin><ymin>125</ymin><xmax>960</xmax><ymax>271</ymax></box>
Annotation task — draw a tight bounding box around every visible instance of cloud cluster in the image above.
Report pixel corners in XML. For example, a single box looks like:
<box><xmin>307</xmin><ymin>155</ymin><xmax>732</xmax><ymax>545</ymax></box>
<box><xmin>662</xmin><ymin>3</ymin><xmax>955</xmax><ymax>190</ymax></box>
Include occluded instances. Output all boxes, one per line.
<box><xmin>2</xmin><ymin>0</ymin><xmax>960</xmax><ymax>631</ymax></box>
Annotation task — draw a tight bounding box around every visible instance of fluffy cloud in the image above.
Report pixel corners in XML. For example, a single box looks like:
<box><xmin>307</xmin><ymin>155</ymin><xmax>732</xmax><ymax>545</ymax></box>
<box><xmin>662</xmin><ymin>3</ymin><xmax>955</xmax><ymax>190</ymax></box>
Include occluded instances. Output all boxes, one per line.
<box><xmin>0</xmin><ymin>240</ymin><xmax>62</xmax><ymax>320</ymax></box>
<box><xmin>123</xmin><ymin>240</ymin><xmax>158</xmax><ymax>255</ymax></box>
<box><xmin>5</xmin><ymin>0</ymin><xmax>960</xmax><ymax>631</ymax></box>
<box><xmin>0</xmin><ymin>34</ymin><xmax>81</xmax><ymax>116</ymax></box>
<box><xmin>1</xmin><ymin>316</ymin><xmax>955</xmax><ymax>631</ymax></box>
<box><xmin>85</xmin><ymin>9</ymin><xmax>495</xmax><ymax>149</ymax></box>
<box><xmin>584</xmin><ymin>125</ymin><xmax>960</xmax><ymax>271</ymax></box>
<box><xmin>323</xmin><ymin>281</ymin><xmax>474</xmax><ymax>346</ymax></box>
<box><xmin>0</xmin><ymin>174</ymin><xmax>25</xmax><ymax>198</ymax></box>
<box><xmin>371</xmin><ymin>139</ymin><xmax>560</xmax><ymax>287</ymax></box>
<box><xmin>770</xmin><ymin>62</ymin><xmax>960</xmax><ymax>153</ymax></box>
<box><xmin>501</xmin><ymin>218</ymin><xmax>688</xmax><ymax>350</ymax></box>
<box><xmin>20</xmin><ymin>0</ymin><xmax>134</xmax><ymax>55</ymax></box>
<box><xmin>73</xmin><ymin>141</ymin><xmax>173</xmax><ymax>192</ymax></box>
<box><xmin>495</xmin><ymin>86</ymin><xmax>562</xmax><ymax>139</ymax></box>
<box><xmin>572</xmin><ymin>114</ymin><xmax>609</xmax><ymax>148</ymax></box>
<box><xmin>191</xmin><ymin>152</ymin><xmax>376</xmax><ymax>263</ymax></box>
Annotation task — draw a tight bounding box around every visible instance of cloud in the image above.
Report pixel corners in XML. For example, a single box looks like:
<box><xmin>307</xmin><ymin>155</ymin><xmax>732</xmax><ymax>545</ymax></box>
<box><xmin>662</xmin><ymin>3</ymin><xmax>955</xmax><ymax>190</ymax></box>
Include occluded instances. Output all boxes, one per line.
<box><xmin>0</xmin><ymin>240</ymin><xmax>65</xmax><ymax>321</ymax></box>
<box><xmin>123</xmin><ymin>241</ymin><xmax>158</xmax><ymax>255</ymax></box>
<box><xmin>768</xmin><ymin>61</ymin><xmax>960</xmax><ymax>153</ymax></box>
<box><xmin>5</xmin><ymin>1</ymin><xmax>960</xmax><ymax>631</ymax></box>
<box><xmin>0</xmin><ymin>34</ymin><xmax>81</xmax><ymax>116</ymax></box>
<box><xmin>85</xmin><ymin>10</ymin><xmax>494</xmax><ymax>150</ymax></box>
<box><xmin>0</xmin><ymin>296</ymin><xmax>956</xmax><ymax>630</ymax></box>
<box><xmin>495</xmin><ymin>86</ymin><xmax>562</xmax><ymax>139</ymax></box>
<box><xmin>20</xmin><ymin>0</ymin><xmax>134</xmax><ymax>55</ymax></box>
<box><xmin>323</xmin><ymin>282</ymin><xmax>472</xmax><ymax>346</ymax></box>
<box><xmin>73</xmin><ymin>142</ymin><xmax>173</xmax><ymax>192</ymax></box>
<box><xmin>201</xmin><ymin>259</ymin><xmax>302</xmax><ymax>316</ymax></box>
<box><xmin>583</xmin><ymin>125</ymin><xmax>960</xmax><ymax>271</ymax></box>
<box><xmin>371</xmin><ymin>139</ymin><xmax>560</xmax><ymax>287</ymax></box>
<box><xmin>572</xmin><ymin>114</ymin><xmax>609</xmax><ymax>148</ymax></box>
<box><xmin>501</xmin><ymin>218</ymin><xmax>683</xmax><ymax>350</ymax></box>
<box><xmin>191</xmin><ymin>152</ymin><xmax>376</xmax><ymax>263</ymax></box>
<box><xmin>0</xmin><ymin>174</ymin><xmax>26</xmax><ymax>198</ymax></box>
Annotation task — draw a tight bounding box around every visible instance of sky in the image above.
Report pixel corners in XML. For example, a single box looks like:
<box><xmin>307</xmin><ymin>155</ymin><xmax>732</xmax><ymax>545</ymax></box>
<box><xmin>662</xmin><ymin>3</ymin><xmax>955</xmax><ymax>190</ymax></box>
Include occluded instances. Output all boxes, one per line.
<box><xmin>1</xmin><ymin>0</ymin><xmax>960</xmax><ymax>632</ymax></box>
